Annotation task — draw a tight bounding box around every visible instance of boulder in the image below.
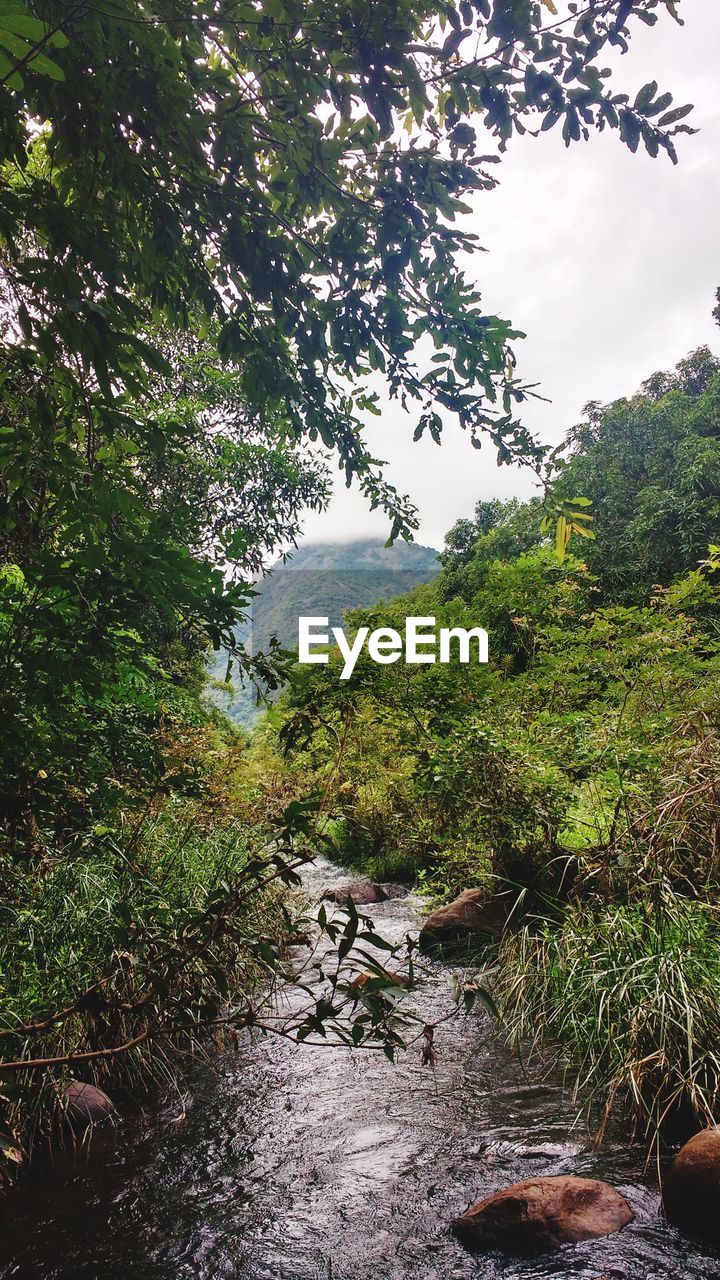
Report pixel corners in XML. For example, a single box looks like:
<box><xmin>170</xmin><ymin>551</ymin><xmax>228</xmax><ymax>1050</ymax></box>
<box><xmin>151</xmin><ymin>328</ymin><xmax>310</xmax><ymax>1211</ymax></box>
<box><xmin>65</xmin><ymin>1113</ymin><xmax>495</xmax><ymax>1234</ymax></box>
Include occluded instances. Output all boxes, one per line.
<box><xmin>419</xmin><ymin>888</ymin><xmax>508</xmax><ymax>952</ymax></box>
<box><xmin>663</xmin><ymin>1128</ymin><xmax>720</xmax><ymax>1240</ymax></box>
<box><xmin>284</xmin><ymin>931</ymin><xmax>311</xmax><ymax>947</ymax></box>
<box><xmin>324</xmin><ymin>881</ymin><xmax>388</xmax><ymax>906</ymax></box>
<box><xmin>452</xmin><ymin>1175</ymin><xmax>634</xmax><ymax>1255</ymax></box>
<box><xmin>64</xmin><ymin>1080</ymin><xmax>115</xmax><ymax>1130</ymax></box>
<box><xmin>381</xmin><ymin>883</ymin><xmax>410</xmax><ymax>899</ymax></box>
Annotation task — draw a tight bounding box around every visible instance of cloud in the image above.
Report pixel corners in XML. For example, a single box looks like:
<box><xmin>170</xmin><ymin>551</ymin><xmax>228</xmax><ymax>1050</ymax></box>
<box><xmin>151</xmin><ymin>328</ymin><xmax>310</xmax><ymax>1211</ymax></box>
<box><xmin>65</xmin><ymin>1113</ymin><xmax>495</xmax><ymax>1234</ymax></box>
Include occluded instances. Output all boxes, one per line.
<box><xmin>303</xmin><ymin>2</ymin><xmax>720</xmax><ymax>550</ymax></box>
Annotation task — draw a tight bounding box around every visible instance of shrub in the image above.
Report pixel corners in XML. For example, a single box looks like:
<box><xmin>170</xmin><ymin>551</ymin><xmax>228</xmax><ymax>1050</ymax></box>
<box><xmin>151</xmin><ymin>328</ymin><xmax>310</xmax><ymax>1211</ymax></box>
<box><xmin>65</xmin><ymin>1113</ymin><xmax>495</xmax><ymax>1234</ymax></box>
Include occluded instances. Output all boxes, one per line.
<box><xmin>496</xmin><ymin>895</ymin><xmax>720</xmax><ymax>1150</ymax></box>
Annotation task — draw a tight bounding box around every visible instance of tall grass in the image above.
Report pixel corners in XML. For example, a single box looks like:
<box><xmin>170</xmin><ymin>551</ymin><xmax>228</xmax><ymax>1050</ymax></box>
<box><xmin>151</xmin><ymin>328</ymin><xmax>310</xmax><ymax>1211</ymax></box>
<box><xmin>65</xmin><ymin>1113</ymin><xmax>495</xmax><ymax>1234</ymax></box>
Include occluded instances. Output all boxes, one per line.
<box><xmin>496</xmin><ymin>895</ymin><xmax>720</xmax><ymax>1150</ymax></box>
<box><xmin>0</xmin><ymin>810</ymin><xmax>285</xmax><ymax>1162</ymax></box>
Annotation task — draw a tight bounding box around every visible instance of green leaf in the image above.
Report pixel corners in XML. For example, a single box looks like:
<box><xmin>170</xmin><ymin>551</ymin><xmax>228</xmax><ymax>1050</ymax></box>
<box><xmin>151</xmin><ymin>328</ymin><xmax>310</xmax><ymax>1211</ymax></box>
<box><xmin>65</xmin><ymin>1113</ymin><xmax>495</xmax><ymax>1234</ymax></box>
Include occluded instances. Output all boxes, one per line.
<box><xmin>634</xmin><ymin>81</ymin><xmax>658</xmax><ymax>114</ymax></box>
<box><xmin>658</xmin><ymin>104</ymin><xmax>694</xmax><ymax>127</ymax></box>
<box><xmin>0</xmin><ymin>30</ymin><xmax>65</xmax><ymax>79</ymax></box>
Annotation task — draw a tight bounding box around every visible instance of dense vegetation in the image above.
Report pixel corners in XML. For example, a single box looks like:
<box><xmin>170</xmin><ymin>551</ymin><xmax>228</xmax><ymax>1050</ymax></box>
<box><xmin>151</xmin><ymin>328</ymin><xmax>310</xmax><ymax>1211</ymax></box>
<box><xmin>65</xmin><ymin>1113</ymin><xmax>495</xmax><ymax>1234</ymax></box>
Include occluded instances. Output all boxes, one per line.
<box><xmin>0</xmin><ymin>0</ymin><xmax>695</xmax><ymax>1174</ymax></box>
<box><xmin>274</xmin><ymin>340</ymin><xmax>720</xmax><ymax>1146</ymax></box>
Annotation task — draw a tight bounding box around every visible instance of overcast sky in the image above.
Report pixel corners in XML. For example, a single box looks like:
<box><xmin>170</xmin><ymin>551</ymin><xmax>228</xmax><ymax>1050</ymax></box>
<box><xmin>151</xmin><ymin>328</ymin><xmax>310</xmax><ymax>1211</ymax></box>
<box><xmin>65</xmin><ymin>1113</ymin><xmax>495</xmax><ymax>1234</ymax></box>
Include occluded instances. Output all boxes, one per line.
<box><xmin>302</xmin><ymin>0</ymin><xmax>720</xmax><ymax>552</ymax></box>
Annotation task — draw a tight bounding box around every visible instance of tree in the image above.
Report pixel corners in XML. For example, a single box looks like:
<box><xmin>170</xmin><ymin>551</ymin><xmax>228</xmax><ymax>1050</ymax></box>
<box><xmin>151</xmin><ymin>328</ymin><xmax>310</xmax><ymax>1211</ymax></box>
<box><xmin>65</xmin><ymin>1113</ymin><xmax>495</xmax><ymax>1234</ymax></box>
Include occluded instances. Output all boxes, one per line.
<box><xmin>0</xmin><ymin>0</ymin><xmax>694</xmax><ymax>521</ymax></box>
<box><xmin>0</xmin><ymin>0</ymin><xmax>694</xmax><ymax>833</ymax></box>
<box><xmin>0</xmin><ymin>0</ymin><xmax>701</xmax><ymax>1158</ymax></box>
<box><xmin>0</xmin><ymin>330</ymin><xmax>328</xmax><ymax>840</ymax></box>
<box><xmin>559</xmin><ymin>346</ymin><xmax>720</xmax><ymax>602</ymax></box>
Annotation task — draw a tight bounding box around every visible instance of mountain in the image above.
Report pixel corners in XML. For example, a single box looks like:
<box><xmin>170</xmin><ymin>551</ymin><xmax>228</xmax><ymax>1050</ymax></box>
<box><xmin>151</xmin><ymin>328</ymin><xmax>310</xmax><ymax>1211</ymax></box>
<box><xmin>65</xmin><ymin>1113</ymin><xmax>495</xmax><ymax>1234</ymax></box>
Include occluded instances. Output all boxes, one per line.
<box><xmin>207</xmin><ymin>538</ymin><xmax>440</xmax><ymax>725</ymax></box>
<box><xmin>251</xmin><ymin>537</ymin><xmax>440</xmax><ymax>650</ymax></box>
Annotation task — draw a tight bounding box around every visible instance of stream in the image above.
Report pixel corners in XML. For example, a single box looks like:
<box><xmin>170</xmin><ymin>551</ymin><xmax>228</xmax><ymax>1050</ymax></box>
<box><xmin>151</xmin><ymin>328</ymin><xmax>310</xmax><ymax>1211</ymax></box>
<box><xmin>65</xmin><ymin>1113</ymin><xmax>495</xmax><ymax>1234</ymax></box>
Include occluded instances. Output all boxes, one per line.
<box><xmin>1</xmin><ymin>858</ymin><xmax>719</xmax><ymax>1280</ymax></box>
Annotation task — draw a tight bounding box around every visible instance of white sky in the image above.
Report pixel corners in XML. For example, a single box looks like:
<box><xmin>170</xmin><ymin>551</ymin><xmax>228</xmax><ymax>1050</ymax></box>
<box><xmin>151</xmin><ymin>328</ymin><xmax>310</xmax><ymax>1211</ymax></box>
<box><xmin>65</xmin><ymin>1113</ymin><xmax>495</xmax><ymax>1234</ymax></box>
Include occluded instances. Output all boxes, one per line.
<box><xmin>302</xmin><ymin>0</ymin><xmax>720</xmax><ymax>551</ymax></box>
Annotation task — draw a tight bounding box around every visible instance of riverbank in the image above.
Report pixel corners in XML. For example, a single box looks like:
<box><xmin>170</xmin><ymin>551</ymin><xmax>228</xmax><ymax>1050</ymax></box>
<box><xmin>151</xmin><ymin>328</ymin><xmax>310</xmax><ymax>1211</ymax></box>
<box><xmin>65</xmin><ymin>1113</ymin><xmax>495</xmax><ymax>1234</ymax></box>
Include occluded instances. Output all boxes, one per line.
<box><xmin>1</xmin><ymin>859</ymin><xmax>719</xmax><ymax>1279</ymax></box>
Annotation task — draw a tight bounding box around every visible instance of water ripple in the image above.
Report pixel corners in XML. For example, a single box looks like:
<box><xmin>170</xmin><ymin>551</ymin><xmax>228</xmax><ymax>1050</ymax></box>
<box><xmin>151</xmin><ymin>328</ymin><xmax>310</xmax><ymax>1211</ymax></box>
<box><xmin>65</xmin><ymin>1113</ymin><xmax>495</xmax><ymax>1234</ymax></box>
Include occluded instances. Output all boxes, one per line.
<box><xmin>2</xmin><ymin>860</ymin><xmax>720</xmax><ymax>1280</ymax></box>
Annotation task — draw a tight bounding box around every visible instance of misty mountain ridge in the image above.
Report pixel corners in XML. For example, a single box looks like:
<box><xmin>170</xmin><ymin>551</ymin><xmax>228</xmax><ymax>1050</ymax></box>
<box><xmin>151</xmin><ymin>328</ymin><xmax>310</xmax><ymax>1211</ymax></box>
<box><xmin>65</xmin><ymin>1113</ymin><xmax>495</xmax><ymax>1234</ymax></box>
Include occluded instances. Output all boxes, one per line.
<box><xmin>208</xmin><ymin>537</ymin><xmax>440</xmax><ymax>724</ymax></box>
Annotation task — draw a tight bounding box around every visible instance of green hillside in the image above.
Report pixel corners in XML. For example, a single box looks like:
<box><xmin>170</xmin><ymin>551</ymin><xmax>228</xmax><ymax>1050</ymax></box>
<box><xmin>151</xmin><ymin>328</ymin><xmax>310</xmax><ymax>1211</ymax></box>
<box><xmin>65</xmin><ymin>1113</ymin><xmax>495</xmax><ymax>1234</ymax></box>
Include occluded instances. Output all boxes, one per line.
<box><xmin>208</xmin><ymin>539</ymin><xmax>440</xmax><ymax>723</ymax></box>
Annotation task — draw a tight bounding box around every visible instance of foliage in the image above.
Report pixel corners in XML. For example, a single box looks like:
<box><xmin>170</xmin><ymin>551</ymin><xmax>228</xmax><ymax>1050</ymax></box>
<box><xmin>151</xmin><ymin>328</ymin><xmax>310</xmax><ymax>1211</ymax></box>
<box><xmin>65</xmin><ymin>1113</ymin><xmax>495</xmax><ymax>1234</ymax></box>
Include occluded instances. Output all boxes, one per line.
<box><xmin>0</xmin><ymin>330</ymin><xmax>328</xmax><ymax>841</ymax></box>
<box><xmin>0</xmin><ymin>765</ymin><xmax>425</xmax><ymax>1166</ymax></box>
<box><xmin>556</xmin><ymin>348</ymin><xmax>720</xmax><ymax>601</ymax></box>
<box><xmin>0</xmin><ymin>0</ymin><xmax>701</xmax><ymax>1169</ymax></box>
<box><xmin>496</xmin><ymin>897</ymin><xmax>720</xmax><ymax>1149</ymax></box>
<box><xmin>2</xmin><ymin>0</ymin><xmax>689</xmax><ymax>855</ymax></box>
<box><xmin>273</xmin><ymin>340</ymin><xmax>720</xmax><ymax>1144</ymax></box>
<box><xmin>0</xmin><ymin>0</ymin><xmax>692</xmax><ymax>515</ymax></box>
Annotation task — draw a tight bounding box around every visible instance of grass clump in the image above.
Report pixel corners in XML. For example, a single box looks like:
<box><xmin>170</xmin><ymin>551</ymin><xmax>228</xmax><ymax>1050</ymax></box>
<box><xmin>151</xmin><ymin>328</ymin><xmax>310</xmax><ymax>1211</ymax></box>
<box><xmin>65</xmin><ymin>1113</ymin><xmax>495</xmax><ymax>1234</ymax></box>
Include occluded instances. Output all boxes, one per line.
<box><xmin>0</xmin><ymin>808</ymin><xmax>287</xmax><ymax>1165</ymax></box>
<box><xmin>496</xmin><ymin>895</ymin><xmax>720</xmax><ymax>1149</ymax></box>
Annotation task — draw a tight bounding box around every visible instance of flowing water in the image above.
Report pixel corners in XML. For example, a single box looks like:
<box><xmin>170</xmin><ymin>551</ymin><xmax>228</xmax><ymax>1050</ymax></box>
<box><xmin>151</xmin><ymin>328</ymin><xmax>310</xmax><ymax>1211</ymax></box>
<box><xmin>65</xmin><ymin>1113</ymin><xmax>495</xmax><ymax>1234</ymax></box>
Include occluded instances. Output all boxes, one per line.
<box><xmin>1</xmin><ymin>859</ymin><xmax>719</xmax><ymax>1280</ymax></box>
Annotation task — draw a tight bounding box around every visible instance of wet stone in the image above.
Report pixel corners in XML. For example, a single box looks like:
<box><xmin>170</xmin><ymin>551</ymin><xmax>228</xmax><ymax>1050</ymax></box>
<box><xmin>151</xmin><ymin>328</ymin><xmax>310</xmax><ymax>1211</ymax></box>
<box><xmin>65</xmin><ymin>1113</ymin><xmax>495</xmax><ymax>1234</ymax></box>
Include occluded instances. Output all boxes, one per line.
<box><xmin>63</xmin><ymin>1080</ymin><xmax>115</xmax><ymax>1130</ymax></box>
<box><xmin>452</xmin><ymin>1174</ymin><xmax>634</xmax><ymax>1255</ymax></box>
